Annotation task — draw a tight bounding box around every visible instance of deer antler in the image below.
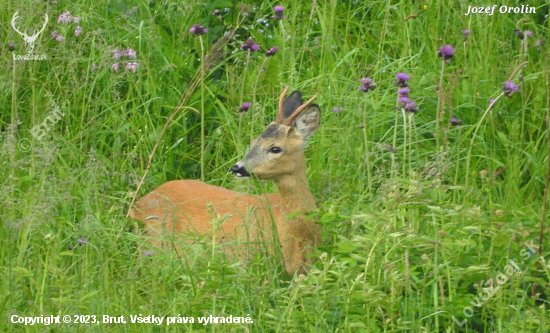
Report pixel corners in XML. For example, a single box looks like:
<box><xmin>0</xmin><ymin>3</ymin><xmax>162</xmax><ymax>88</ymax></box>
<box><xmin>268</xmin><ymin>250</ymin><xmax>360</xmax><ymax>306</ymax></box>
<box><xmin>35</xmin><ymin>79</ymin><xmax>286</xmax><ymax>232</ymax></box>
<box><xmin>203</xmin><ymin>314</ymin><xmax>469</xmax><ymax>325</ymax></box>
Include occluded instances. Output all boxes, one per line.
<box><xmin>282</xmin><ymin>93</ymin><xmax>317</xmax><ymax>126</ymax></box>
<box><xmin>31</xmin><ymin>14</ymin><xmax>49</xmax><ymax>38</ymax></box>
<box><xmin>275</xmin><ymin>86</ymin><xmax>290</xmax><ymax>124</ymax></box>
<box><xmin>11</xmin><ymin>12</ymin><xmax>28</xmax><ymax>37</ymax></box>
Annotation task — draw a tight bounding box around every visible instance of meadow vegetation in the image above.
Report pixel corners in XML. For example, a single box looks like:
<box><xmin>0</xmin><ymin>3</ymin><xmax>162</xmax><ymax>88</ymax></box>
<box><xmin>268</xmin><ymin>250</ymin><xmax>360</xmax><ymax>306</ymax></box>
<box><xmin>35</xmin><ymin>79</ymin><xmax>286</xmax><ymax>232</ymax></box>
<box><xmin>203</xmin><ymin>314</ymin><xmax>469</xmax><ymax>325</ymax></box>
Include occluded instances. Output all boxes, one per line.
<box><xmin>1</xmin><ymin>0</ymin><xmax>549</xmax><ymax>331</ymax></box>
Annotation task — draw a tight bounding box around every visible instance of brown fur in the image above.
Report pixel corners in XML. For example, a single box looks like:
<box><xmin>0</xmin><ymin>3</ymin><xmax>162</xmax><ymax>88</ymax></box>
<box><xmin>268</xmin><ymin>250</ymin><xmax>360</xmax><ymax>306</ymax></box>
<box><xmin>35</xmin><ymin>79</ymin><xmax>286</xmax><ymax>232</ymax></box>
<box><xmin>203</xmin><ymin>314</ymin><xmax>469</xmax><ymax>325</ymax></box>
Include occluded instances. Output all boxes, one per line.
<box><xmin>129</xmin><ymin>180</ymin><xmax>282</xmax><ymax>247</ymax></box>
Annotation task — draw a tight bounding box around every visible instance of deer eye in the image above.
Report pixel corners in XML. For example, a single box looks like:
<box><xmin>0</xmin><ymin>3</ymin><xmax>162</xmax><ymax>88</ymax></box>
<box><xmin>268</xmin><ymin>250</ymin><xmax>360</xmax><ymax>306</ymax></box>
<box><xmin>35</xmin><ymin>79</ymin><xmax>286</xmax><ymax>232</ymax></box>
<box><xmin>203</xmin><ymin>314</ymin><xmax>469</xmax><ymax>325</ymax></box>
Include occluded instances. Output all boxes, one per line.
<box><xmin>268</xmin><ymin>147</ymin><xmax>282</xmax><ymax>154</ymax></box>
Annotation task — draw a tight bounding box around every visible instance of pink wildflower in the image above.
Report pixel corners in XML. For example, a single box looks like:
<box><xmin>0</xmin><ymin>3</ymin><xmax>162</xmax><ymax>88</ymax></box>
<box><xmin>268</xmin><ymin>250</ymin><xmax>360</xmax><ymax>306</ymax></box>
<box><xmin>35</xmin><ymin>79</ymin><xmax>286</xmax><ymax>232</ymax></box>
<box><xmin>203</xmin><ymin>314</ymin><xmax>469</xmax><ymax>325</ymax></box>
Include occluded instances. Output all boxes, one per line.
<box><xmin>57</xmin><ymin>11</ymin><xmax>72</xmax><ymax>23</ymax></box>
<box><xmin>126</xmin><ymin>62</ymin><xmax>139</xmax><ymax>72</ymax></box>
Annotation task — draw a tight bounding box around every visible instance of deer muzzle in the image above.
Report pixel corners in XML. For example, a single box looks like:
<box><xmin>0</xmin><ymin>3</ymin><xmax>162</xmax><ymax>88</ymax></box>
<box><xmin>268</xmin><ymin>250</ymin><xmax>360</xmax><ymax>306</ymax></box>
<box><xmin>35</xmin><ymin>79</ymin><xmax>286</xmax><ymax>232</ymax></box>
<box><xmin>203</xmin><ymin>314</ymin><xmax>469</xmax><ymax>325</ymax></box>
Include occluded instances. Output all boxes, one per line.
<box><xmin>231</xmin><ymin>161</ymin><xmax>250</xmax><ymax>178</ymax></box>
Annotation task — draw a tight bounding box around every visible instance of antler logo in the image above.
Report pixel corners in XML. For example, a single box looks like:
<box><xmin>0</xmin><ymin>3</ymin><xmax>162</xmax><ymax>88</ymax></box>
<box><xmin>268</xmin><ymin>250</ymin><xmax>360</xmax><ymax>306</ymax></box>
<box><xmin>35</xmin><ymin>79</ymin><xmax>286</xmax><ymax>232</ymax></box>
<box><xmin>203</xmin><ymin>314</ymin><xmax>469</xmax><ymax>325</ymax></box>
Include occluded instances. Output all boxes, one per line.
<box><xmin>11</xmin><ymin>11</ymin><xmax>48</xmax><ymax>54</ymax></box>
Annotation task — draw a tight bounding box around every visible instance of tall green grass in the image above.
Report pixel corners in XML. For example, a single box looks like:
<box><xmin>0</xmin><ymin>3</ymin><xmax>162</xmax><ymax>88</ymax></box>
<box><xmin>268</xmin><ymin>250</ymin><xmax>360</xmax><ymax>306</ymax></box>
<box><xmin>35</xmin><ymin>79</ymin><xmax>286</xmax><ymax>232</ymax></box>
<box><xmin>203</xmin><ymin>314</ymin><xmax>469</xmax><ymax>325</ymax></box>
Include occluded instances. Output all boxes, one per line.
<box><xmin>1</xmin><ymin>0</ymin><xmax>549</xmax><ymax>332</ymax></box>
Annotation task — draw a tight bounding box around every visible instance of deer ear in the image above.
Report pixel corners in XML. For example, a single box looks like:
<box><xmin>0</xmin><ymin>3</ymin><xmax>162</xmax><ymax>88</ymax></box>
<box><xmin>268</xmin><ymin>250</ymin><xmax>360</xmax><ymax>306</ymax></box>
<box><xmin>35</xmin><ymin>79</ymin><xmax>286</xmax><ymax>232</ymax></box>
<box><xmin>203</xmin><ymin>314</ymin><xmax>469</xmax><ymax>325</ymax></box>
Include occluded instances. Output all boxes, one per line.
<box><xmin>294</xmin><ymin>104</ymin><xmax>320</xmax><ymax>139</ymax></box>
<box><xmin>282</xmin><ymin>91</ymin><xmax>303</xmax><ymax>121</ymax></box>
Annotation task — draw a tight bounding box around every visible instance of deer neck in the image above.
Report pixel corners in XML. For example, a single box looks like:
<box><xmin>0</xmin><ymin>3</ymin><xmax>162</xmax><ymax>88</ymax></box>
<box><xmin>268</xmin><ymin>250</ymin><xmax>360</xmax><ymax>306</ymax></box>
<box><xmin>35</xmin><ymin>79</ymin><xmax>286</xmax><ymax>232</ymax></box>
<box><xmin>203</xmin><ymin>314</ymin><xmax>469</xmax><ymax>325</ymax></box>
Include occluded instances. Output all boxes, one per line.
<box><xmin>273</xmin><ymin>158</ymin><xmax>316</xmax><ymax>217</ymax></box>
<box><xmin>272</xmin><ymin>156</ymin><xmax>320</xmax><ymax>276</ymax></box>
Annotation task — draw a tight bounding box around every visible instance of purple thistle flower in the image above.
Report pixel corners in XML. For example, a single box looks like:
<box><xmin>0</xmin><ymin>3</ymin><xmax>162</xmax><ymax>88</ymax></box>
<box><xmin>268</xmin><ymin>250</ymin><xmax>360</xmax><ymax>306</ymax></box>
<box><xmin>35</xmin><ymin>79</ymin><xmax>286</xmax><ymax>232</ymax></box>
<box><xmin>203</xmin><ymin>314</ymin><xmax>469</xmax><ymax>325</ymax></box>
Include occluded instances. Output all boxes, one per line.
<box><xmin>74</xmin><ymin>26</ymin><xmax>82</xmax><ymax>37</ymax></box>
<box><xmin>189</xmin><ymin>24</ymin><xmax>207</xmax><ymax>35</ymax></box>
<box><xmin>78</xmin><ymin>237</ymin><xmax>87</xmax><ymax>246</ymax></box>
<box><xmin>398</xmin><ymin>97</ymin><xmax>411</xmax><ymax>105</ymax></box>
<box><xmin>272</xmin><ymin>5</ymin><xmax>286</xmax><ymax>19</ymax></box>
<box><xmin>359</xmin><ymin>77</ymin><xmax>376</xmax><ymax>92</ymax></box>
<box><xmin>461</xmin><ymin>29</ymin><xmax>471</xmax><ymax>36</ymax></box>
<box><xmin>68</xmin><ymin>246</ymin><xmax>74</xmax><ymax>250</ymax></box>
<box><xmin>55</xmin><ymin>35</ymin><xmax>65</xmax><ymax>42</ymax></box>
<box><xmin>439</xmin><ymin>45</ymin><xmax>455</xmax><ymax>56</ymax></box>
<box><xmin>8</xmin><ymin>43</ymin><xmax>15</xmax><ymax>51</ymax></box>
<box><xmin>398</xmin><ymin>88</ymin><xmax>410</xmax><ymax>97</ymax></box>
<box><xmin>125</xmin><ymin>49</ymin><xmax>137</xmax><ymax>59</ymax></box>
<box><xmin>488</xmin><ymin>98</ymin><xmax>496</xmax><ymax>109</ymax></box>
<box><xmin>241</xmin><ymin>37</ymin><xmax>259</xmax><ymax>52</ymax></box>
<box><xmin>239</xmin><ymin>102</ymin><xmax>251</xmax><ymax>112</ymax></box>
<box><xmin>404</xmin><ymin>101</ymin><xmax>418</xmax><ymax>113</ymax></box>
<box><xmin>51</xmin><ymin>31</ymin><xmax>59</xmax><ymax>38</ymax></box>
<box><xmin>333</xmin><ymin>106</ymin><xmax>343</xmax><ymax>112</ymax></box>
<box><xmin>502</xmin><ymin>81</ymin><xmax>519</xmax><ymax>96</ymax></box>
<box><xmin>266</xmin><ymin>46</ymin><xmax>279</xmax><ymax>56</ymax></box>
<box><xmin>437</xmin><ymin>45</ymin><xmax>455</xmax><ymax>62</ymax></box>
<box><xmin>450</xmin><ymin>117</ymin><xmax>462</xmax><ymax>126</ymax></box>
<box><xmin>514</xmin><ymin>29</ymin><xmax>524</xmax><ymax>40</ymax></box>
<box><xmin>504</xmin><ymin>81</ymin><xmax>519</xmax><ymax>91</ymax></box>
<box><xmin>72</xmin><ymin>16</ymin><xmax>81</xmax><ymax>24</ymax></box>
<box><xmin>143</xmin><ymin>251</ymin><xmax>155</xmax><ymax>257</ymax></box>
<box><xmin>396</xmin><ymin>72</ymin><xmax>410</xmax><ymax>81</ymax></box>
<box><xmin>525</xmin><ymin>30</ymin><xmax>534</xmax><ymax>38</ymax></box>
<box><xmin>394</xmin><ymin>72</ymin><xmax>410</xmax><ymax>87</ymax></box>
<box><xmin>213</xmin><ymin>9</ymin><xmax>221</xmax><ymax>16</ymax></box>
<box><xmin>111</xmin><ymin>63</ymin><xmax>120</xmax><ymax>72</ymax></box>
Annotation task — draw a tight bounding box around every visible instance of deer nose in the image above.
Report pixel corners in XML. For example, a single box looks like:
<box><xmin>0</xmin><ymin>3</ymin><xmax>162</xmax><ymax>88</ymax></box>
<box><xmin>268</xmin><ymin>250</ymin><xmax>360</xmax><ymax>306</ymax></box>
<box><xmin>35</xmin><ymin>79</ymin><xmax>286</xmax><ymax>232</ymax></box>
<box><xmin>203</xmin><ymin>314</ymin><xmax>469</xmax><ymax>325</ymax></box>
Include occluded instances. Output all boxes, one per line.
<box><xmin>231</xmin><ymin>162</ymin><xmax>250</xmax><ymax>178</ymax></box>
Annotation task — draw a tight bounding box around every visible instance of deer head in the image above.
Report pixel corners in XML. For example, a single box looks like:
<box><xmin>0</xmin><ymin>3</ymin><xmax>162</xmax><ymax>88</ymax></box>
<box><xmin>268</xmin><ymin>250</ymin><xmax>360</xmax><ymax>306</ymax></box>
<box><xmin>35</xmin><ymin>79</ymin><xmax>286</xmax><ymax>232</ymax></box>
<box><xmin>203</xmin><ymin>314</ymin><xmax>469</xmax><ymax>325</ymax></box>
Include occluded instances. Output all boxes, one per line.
<box><xmin>231</xmin><ymin>87</ymin><xmax>320</xmax><ymax>181</ymax></box>
<box><xmin>12</xmin><ymin>12</ymin><xmax>49</xmax><ymax>54</ymax></box>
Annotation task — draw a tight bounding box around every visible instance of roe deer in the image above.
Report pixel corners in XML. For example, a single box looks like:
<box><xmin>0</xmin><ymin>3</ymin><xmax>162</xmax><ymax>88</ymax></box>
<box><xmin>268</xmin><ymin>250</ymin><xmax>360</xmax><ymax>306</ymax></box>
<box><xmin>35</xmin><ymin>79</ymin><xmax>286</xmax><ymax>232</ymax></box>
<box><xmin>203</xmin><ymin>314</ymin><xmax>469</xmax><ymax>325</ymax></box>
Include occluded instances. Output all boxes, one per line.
<box><xmin>129</xmin><ymin>87</ymin><xmax>321</xmax><ymax>276</ymax></box>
